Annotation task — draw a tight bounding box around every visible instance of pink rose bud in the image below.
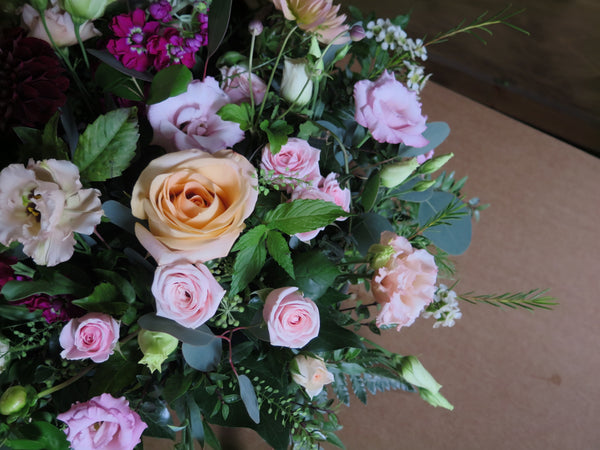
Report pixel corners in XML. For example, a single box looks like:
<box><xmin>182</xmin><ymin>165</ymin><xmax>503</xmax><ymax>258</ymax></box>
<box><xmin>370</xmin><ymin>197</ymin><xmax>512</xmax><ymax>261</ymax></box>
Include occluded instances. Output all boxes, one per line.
<box><xmin>350</xmin><ymin>24</ymin><xmax>366</xmax><ymax>41</ymax></box>
<box><xmin>263</xmin><ymin>287</ymin><xmax>320</xmax><ymax>348</ymax></box>
<box><xmin>248</xmin><ymin>19</ymin><xmax>263</xmax><ymax>36</ymax></box>
<box><xmin>59</xmin><ymin>312</ymin><xmax>120</xmax><ymax>363</ymax></box>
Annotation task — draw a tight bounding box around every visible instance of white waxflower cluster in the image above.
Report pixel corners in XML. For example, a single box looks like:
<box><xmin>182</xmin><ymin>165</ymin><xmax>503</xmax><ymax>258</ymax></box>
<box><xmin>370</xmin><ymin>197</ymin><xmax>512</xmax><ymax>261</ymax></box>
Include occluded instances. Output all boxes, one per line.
<box><xmin>364</xmin><ymin>18</ymin><xmax>428</xmax><ymax>61</ymax></box>
<box><xmin>404</xmin><ymin>60</ymin><xmax>431</xmax><ymax>92</ymax></box>
<box><xmin>422</xmin><ymin>284</ymin><xmax>463</xmax><ymax>328</ymax></box>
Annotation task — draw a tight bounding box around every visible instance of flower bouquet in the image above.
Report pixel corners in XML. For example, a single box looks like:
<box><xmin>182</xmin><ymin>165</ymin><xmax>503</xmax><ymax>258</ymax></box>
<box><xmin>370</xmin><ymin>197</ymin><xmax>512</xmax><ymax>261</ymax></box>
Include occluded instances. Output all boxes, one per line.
<box><xmin>0</xmin><ymin>0</ymin><xmax>555</xmax><ymax>449</ymax></box>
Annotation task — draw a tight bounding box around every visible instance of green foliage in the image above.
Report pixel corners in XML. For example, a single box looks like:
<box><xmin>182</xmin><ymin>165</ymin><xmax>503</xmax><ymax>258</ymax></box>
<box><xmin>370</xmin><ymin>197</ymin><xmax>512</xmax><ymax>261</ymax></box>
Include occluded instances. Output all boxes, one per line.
<box><xmin>147</xmin><ymin>65</ymin><xmax>193</xmax><ymax>104</ymax></box>
<box><xmin>458</xmin><ymin>288</ymin><xmax>557</xmax><ymax>310</ymax></box>
<box><xmin>260</xmin><ymin>119</ymin><xmax>294</xmax><ymax>155</ymax></box>
<box><xmin>218</xmin><ymin>103</ymin><xmax>253</xmax><ymax>131</ymax></box>
<box><xmin>95</xmin><ymin>63</ymin><xmax>145</xmax><ymax>101</ymax></box>
<box><xmin>264</xmin><ymin>199</ymin><xmax>348</xmax><ymax>235</ymax></box>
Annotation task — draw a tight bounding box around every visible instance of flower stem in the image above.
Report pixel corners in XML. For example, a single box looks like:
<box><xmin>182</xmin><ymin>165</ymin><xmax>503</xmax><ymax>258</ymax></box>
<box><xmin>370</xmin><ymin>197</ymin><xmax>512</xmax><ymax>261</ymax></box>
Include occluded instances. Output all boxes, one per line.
<box><xmin>72</xmin><ymin>18</ymin><xmax>90</xmax><ymax>70</ymax></box>
<box><xmin>37</xmin><ymin>365</ymin><xmax>94</xmax><ymax>399</ymax></box>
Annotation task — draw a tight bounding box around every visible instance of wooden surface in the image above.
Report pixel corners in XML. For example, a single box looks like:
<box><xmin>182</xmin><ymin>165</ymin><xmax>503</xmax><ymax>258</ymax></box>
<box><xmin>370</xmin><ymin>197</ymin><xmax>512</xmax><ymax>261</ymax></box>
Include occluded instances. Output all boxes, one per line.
<box><xmin>145</xmin><ymin>83</ymin><xmax>600</xmax><ymax>449</ymax></box>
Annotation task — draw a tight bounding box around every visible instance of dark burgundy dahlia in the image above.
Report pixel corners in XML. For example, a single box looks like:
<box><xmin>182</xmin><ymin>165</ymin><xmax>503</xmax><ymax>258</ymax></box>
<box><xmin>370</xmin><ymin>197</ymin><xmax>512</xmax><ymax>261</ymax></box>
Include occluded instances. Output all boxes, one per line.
<box><xmin>0</xmin><ymin>28</ymin><xmax>70</xmax><ymax>131</ymax></box>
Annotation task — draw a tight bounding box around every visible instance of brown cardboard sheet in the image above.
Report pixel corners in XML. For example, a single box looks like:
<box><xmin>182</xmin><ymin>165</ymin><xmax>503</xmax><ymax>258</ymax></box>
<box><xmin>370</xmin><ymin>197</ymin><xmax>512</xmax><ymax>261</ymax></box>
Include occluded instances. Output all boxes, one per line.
<box><xmin>144</xmin><ymin>83</ymin><xmax>600</xmax><ymax>449</ymax></box>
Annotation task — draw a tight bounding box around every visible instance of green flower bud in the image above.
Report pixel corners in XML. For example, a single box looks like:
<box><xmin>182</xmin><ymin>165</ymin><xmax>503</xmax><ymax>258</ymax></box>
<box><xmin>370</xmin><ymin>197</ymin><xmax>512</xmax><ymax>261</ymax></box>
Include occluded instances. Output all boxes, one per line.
<box><xmin>380</xmin><ymin>158</ymin><xmax>419</xmax><ymax>188</ymax></box>
<box><xmin>62</xmin><ymin>0</ymin><xmax>114</xmax><ymax>20</ymax></box>
<box><xmin>367</xmin><ymin>243</ymin><xmax>394</xmax><ymax>270</ymax></box>
<box><xmin>400</xmin><ymin>355</ymin><xmax>442</xmax><ymax>393</ymax></box>
<box><xmin>419</xmin><ymin>388</ymin><xmax>454</xmax><ymax>410</ymax></box>
<box><xmin>31</xmin><ymin>0</ymin><xmax>48</xmax><ymax>12</ymax></box>
<box><xmin>138</xmin><ymin>330</ymin><xmax>179</xmax><ymax>374</ymax></box>
<box><xmin>412</xmin><ymin>179</ymin><xmax>436</xmax><ymax>192</ymax></box>
<box><xmin>417</xmin><ymin>153</ymin><xmax>454</xmax><ymax>175</ymax></box>
<box><xmin>0</xmin><ymin>386</ymin><xmax>28</xmax><ymax>415</ymax></box>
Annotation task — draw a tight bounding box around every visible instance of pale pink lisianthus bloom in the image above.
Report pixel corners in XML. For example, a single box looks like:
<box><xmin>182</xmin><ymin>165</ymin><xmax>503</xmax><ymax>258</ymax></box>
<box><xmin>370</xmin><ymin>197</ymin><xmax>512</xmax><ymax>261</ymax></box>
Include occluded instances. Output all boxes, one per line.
<box><xmin>260</xmin><ymin>137</ymin><xmax>321</xmax><ymax>193</ymax></box>
<box><xmin>290</xmin><ymin>186</ymin><xmax>334</xmax><ymax>242</ymax></box>
<box><xmin>220</xmin><ymin>65</ymin><xmax>267</xmax><ymax>105</ymax></box>
<box><xmin>147</xmin><ymin>77</ymin><xmax>245</xmax><ymax>154</ymax></box>
<box><xmin>152</xmin><ymin>262</ymin><xmax>225</xmax><ymax>328</ymax></box>
<box><xmin>354</xmin><ymin>70</ymin><xmax>429</xmax><ymax>147</ymax></box>
<box><xmin>59</xmin><ymin>312</ymin><xmax>120</xmax><ymax>363</ymax></box>
<box><xmin>417</xmin><ymin>149</ymin><xmax>435</xmax><ymax>165</ymax></box>
<box><xmin>371</xmin><ymin>231</ymin><xmax>438</xmax><ymax>331</ymax></box>
<box><xmin>21</xmin><ymin>1</ymin><xmax>101</xmax><ymax>47</ymax></box>
<box><xmin>0</xmin><ymin>159</ymin><xmax>103</xmax><ymax>267</ymax></box>
<box><xmin>57</xmin><ymin>393</ymin><xmax>147</xmax><ymax>450</ymax></box>
<box><xmin>291</xmin><ymin>354</ymin><xmax>334</xmax><ymax>398</ymax></box>
<box><xmin>272</xmin><ymin>0</ymin><xmax>350</xmax><ymax>44</ymax></box>
<box><xmin>318</xmin><ymin>172</ymin><xmax>351</xmax><ymax>220</ymax></box>
<box><xmin>131</xmin><ymin>149</ymin><xmax>258</xmax><ymax>265</ymax></box>
<box><xmin>263</xmin><ymin>286</ymin><xmax>320</xmax><ymax>348</ymax></box>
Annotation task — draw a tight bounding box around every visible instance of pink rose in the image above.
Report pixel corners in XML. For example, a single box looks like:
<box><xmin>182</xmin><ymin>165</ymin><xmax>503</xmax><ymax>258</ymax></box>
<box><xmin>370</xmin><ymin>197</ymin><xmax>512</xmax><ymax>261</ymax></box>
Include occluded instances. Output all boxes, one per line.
<box><xmin>354</xmin><ymin>70</ymin><xmax>428</xmax><ymax>147</ymax></box>
<box><xmin>147</xmin><ymin>77</ymin><xmax>245</xmax><ymax>153</ymax></box>
<box><xmin>152</xmin><ymin>262</ymin><xmax>225</xmax><ymax>328</ymax></box>
<box><xmin>260</xmin><ymin>138</ymin><xmax>321</xmax><ymax>192</ymax></box>
<box><xmin>290</xmin><ymin>186</ymin><xmax>335</xmax><ymax>242</ymax></box>
<box><xmin>318</xmin><ymin>173</ymin><xmax>351</xmax><ymax>220</ymax></box>
<box><xmin>263</xmin><ymin>287</ymin><xmax>320</xmax><ymax>348</ymax></box>
<box><xmin>59</xmin><ymin>312</ymin><xmax>120</xmax><ymax>363</ymax></box>
<box><xmin>371</xmin><ymin>231</ymin><xmax>438</xmax><ymax>330</ymax></box>
<box><xmin>220</xmin><ymin>65</ymin><xmax>267</xmax><ymax>105</ymax></box>
<box><xmin>57</xmin><ymin>393</ymin><xmax>147</xmax><ymax>450</ymax></box>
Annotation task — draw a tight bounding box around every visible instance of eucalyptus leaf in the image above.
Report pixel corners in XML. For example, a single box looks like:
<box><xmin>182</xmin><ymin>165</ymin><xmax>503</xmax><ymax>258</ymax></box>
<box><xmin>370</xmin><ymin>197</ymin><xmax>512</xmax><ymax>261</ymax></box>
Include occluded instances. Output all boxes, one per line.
<box><xmin>138</xmin><ymin>313</ymin><xmax>218</xmax><ymax>346</ymax></box>
<box><xmin>237</xmin><ymin>374</ymin><xmax>260</xmax><ymax>424</ymax></box>
<box><xmin>87</xmin><ymin>49</ymin><xmax>153</xmax><ymax>82</ymax></box>
<box><xmin>147</xmin><ymin>65</ymin><xmax>193</xmax><ymax>104</ymax></box>
<box><xmin>207</xmin><ymin>0</ymin><xmax>232</xmax><ymax>59</ymax></box>
<box><xmin>102</xmin><ymin>200</ymin><xmax>137</xmax><ymax>234</ymax></box>
<box><xmin>182</xmin><ymin>336</ymin><xmax>223</xmax><ymax>372</ymax></box>
<box><xmin>398</xmin><ymin>122</ymin><xmax>450</xmax><ymax>158</ymax></box>
<box><xmin>351</xmin><ymin>213</ymin><xmax>394</xmax><ymax>256</ymax></box>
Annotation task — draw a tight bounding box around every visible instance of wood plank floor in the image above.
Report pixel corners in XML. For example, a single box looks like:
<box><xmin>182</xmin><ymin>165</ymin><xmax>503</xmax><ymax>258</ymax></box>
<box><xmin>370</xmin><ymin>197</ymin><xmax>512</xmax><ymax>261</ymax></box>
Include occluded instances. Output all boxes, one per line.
<box><xmin>342</xmin><ymin>0</ymin><xmax>600</xmax><ymax>154</ymax></box>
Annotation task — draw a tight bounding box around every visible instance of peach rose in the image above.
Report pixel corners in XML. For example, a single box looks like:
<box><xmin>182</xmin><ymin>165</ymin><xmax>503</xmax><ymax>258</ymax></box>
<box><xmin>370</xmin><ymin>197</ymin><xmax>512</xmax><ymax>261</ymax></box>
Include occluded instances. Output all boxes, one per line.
<box><xmin>371</xmin><ymin>231</ymin><xmax>437</xmax><ymax>330</ymax></box>
<box><xmin>131</xmin><ymin>149</ymin><xmax>258</xmax><ymax>265</ymax></box>
<box><xmin>152</xmin><ymin>262</ymin><xmax>225</xmax><ymax>328</ymax></box>
<box><xmin>263</xmin><ymin>287</ymin><xmax>320</xmax><ymax>348</ymax></box>
<box><xmin>291</xmin><ymin>354</ymin><xmax>334</xmax><ymax>398</ymax></box>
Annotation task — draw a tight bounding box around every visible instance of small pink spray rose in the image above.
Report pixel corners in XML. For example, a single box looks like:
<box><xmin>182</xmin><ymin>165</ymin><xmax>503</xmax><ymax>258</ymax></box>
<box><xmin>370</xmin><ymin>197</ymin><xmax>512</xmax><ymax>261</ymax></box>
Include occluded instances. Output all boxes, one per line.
<box><xmin>354</xmin><ymin>70</ymin><xmax>429</xmax><ymax>147</ymax></box>
<box><xmin>59</xmin><ymin>312</ymin><xmax>120</xmax><ymax>363</ymax></box>
<box><xmin>220</xmin><ymin>65</ymin><xmax>267</xmax><ymax>105</ymax></box>
<box><xmin>260</xmin><ymin>138</ymin><xmax>321</xmax><ymax>192</ymax></box>
<box><xmin>57</xmin><ymin>393</ymin><xmax>147</xmax><ymax>450</ymax></box>
<box><xmin>263</xmin><ymin>287</ymin><xmax>320</xmax><ymax>348</ymax></box>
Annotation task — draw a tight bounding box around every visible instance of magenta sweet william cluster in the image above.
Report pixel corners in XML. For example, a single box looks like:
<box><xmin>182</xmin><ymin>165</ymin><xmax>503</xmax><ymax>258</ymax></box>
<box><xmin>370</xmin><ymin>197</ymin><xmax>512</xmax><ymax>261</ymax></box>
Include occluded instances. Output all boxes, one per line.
<box><xmin>107</xmin><ymin>1</ymin><xmax>208</xmax><ymax>72</ymax></box>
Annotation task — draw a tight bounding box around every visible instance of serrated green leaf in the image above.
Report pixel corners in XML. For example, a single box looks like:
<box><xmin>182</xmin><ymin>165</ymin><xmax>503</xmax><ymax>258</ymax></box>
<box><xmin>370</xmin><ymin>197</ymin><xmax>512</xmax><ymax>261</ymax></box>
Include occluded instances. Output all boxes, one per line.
<box><xmin>266</xmin><ymin>230</ymin><xmax>294</xmax><ymax>278</ymax></box>
<box><xmin>73</xmin><ymin>107</ymin><xmax>139</xmax><ymax>182</ymax></box>
<box><xmin>147</xmin><ymin>65</ymin><xmax>193</xmax><ymax>104</ymax></box>
<box><xmin>230</xmin><ymin>226</ymin><xmax>268</xmax><ymax>295</ymax></box>
<box><xmin>265</xmin><ymin>199</ymin><xmax>347</xmax><ymax>235</ymax></box>
<box><xmin>297</xmin><ymin>121</ymin><xmax>321</xmax><ymax>140</ymax></box>
<box><xmin>260</xmin><ymin>119</ymin><xmax>293</xmax><ymax>154</ymax></box>
<box><xmin>237</xmin><ymin>374</ymin><xmax>260</xmax><ymax>424</ymax></box>
<box><xmin>218</xmin><ymin>103</ymin><xmax>252</xmax><ymax>131</ymax></box>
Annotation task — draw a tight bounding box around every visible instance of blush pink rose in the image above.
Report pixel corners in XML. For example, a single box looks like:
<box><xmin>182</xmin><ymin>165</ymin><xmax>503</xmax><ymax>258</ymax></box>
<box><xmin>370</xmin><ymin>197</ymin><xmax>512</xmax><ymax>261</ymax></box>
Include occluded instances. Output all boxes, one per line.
<box><xmin>263</xmin><ymin>286</ymin><xmax>320</xmax><ymax>348</ymax></box>
<box><xmin>354</xmin><ymin>70</ymin><xmax>428</xmax><ymax>147</ymax></box>
<box><xmin>290</xmin><ymin>186</ymin><xmax>335</xmax><ymax>242</ymax></box>
<box><xmin>57</xmin><ymin>393</ymin><xmax>147</xmax><ymax>450</ymax></box>
<box><xmin>147</xmin><ymin>77</ymin><xmax>245</xmax><ymax>153</ymax></box>
<box><xmin>59</xmin><ymin>312</ymin><xmax>120</xmax><ymax>363</ymax></box>
<box><xmin>220</xmin><ymin>65</ymin><xmax>267</xmax><ymax>105</ymax></box>
<box><xmin>318</xmin><ymin>173</ymin><xmax>351</xmax><ymax>220</ymax></box>
<box><xmin>152</xmin><ymin>262</ymin><xmax>225</xmax><ymax>328</ymax></box>
<box><xmin>371</xmin><ymin>231</ymin><xmax>438</xmax><ymax>330</ymax></box>
<box><xmin>260</xmin><ymin>138</ymin><xmax>321</xmax><ymax>192</ymax></box>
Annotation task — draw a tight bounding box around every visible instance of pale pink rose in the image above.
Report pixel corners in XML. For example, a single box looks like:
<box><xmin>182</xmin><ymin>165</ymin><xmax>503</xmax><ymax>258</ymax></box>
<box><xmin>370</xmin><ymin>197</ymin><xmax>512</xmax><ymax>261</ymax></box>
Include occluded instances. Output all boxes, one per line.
<box><xmin>131</xmin><ymin>149</ymin><xmax>258</xmax><ymax>265</ymax></box>
<box><xmin>152</xmin><ymin>262</ymin><xmax>225</xmax><ymax>328</ymax></box>
<box><xmin>416</xmin><ymin>149</ymin><xmax>435</xmax><ymax>165</ymax></box>
<box><xmin>57</xmin><ymin>393</ymin><xmax>147</xmax><ymax>450</ymax></box>
<box><xmin>0</xmin><ymin>159</ymin><xmax>103</xmax><ymax>267</ymax></box>
<box><xmin>318</xmin><ymin>172</ymin><xmax>351</xmax><ymax>220</ymax></box>
<box><xmin>260</xmin><ymin>138</ymin><xmax>321</xmax><ymax>192</ymax></box>
<box><xmin>354</xmin><ymin>70</ymin><xmax>428</xmax><ymax>147</ymax></box>
<box><xmin>291</xmin><ymin>355</ymin><xmax>334</xmax><ymax>398</ymax></box>
<box><xmin>263</xmin><ymin>286</ymin><xmax>320</xmax><ymax>348</ymax></box>
<box><xmin>272</xmin><ymin>0</ymin><xmax>350</xmax><ymax>44</ymax></box>
<box><xmin>220</xmin><ymin>65</ymin><xmax>267</xmax><ymax>105</ymax></box>
<box><xmin>147</xmin><ymin>77</ymin><xmax>245</xmax><ymax>154</ymax></box>
<box><xmin>290</xmin><ymin>186</ymin><xmax>334</xmax><ymax>242</ymax></box>
<box><xmin>59</xmin><ymin>312</ymin><xmax>120</xmax><ymax>363</ymax></box>
<box><xmin>21</xmin><ymin>2</ymin><xmax>101</xmax><ymax>47</ymax></box>
<box><xmin>371</xmin><ymin>231</ymin><xmax>437</xmax><ymax>330</ymax></box>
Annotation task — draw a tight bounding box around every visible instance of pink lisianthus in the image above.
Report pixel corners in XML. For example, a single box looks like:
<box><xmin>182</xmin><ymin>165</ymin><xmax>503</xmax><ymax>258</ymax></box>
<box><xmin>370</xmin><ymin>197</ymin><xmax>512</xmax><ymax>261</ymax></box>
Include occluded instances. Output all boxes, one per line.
<box><xmin>152</xmin><ymin>262</ymin><xmax>225</xmax><ymax>328</ymax></box>
<box><xmin>107</xmin><ymin>9</ymin><xmax>160</xmax><ymax>71</ymax></box>
<box><xmin>371</xmin><ymin>231</ymin><xmax>438</xmax><ymax>330</ymax></box>
<box><xmin>57</xmin><ymin>393</ymin><xmax>147</xmax><ymax>450</ymax></box>
<box><xmin>147</xmin><ymin>78</ymin><xmax>245</xmax><ymax>153</ymax></box>
<box><xmin>59</xmin><ymin>312</ymin><xmax>120</xmax><ymax>363</ymax></box>
<box><xmin>0</xmin><ymin>159</ymin><xmax>103</xmax><ymax>267</ymax></box>
<box><xmin>354</xmin><ymin>70</ymin><xmax>429</xmax><ymax>147</ymax></box>
<box><xmin>272</xmin><ymin>0</ymin><xmax>350</xmax><ymax>44</ymax></box>
<box><xmin>263</xmin><ymin>287</ymin><xmax>320</xmax><ymax>348</ymax></box>
<box><xmin>260</xmin><ymin>138</ymin><xmax>321</xmax><ymax>192</ymax></box>
<box><xmin>417</xmin><ymin>149</ymin><xmax>435</xmax><ymax>165</ymax></box>
<box><xmin>220</xmin><ymin>65</ymin><xmax>267</xmax><ymax>105</ymax></box>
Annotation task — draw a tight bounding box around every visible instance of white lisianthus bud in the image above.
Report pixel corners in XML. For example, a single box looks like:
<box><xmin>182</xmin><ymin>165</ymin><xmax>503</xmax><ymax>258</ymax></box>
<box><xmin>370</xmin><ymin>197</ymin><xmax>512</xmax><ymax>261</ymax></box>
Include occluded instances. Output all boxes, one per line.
<box><xmin>419</xmin><ymin>388</ymin><xmax>454</xmax><ymax>410</ymax></box>
<box><xmin>400</xmin><ymin>355</ymin><xmax>442</xmax><ymax>393</ymax></box>
<box><xmin>379</xmin><ymin>158</ymin><xmax>419</xmax><ymax>188</ymax></box>
<box><xmin>418</xmin><ymin>153</ymin><xmax>454</xmax><ymax>175</ymax></box>
<box><xmin>291</xmin><ymin>355</ymin><xmax>334</xmax><ymax>398</ymax></box>
<box><xmin>281</xmin><ymin>58</ymin><xmax>313</xmax><ymax>107</ymax></box>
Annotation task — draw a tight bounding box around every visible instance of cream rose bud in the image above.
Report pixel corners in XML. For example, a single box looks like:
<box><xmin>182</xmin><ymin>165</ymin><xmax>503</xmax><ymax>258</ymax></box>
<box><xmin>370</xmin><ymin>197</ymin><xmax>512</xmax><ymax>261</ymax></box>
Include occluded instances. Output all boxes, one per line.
<box><xmin>263</xmin><ymin>287</ymin><xmax>320</xmax><ymax>348</ymax></box>
<box><xmin>152</xmin><ymin>262</ymin><xmax>225</xmax><ymax>329</ymax></box>
<box><xmin>0</xmin><ymin>159</ymin><xmax>103</xmax><ymax>267</ymax></box>
<box><xmin>281</xmin><ymin>58</ymin><xmax>313</xmax><ymax>106</ymax></box>
<box><xmin>131</xmin><ymin>149</ymin><xmax>258</xmax><ymax>265</ymax></box>
<box><xmin>21</xmin><ymin>3</ymin><xmax>101</xmax><ymax>47</ymax></box>
<box><xmin>291</xmin><ymin>355</ymin><xmax>334</xmax><ymax>398</ymax></box>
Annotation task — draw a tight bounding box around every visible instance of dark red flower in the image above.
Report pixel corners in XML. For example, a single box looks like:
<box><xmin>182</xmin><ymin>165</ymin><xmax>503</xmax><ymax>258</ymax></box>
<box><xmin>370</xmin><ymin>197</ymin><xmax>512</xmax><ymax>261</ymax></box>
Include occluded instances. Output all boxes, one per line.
<box><xmin>0</xmin><ymin>28</ymin><xmax>69</xmax><ymax>131</ymax></box>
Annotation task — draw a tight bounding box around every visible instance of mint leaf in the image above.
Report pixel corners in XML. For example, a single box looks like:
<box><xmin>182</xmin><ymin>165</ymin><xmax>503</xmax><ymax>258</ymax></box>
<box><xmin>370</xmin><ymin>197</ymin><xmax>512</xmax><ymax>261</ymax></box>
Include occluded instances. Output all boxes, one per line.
<box><xmin>230</xmin><ymin>225</ymin><xmax>268</xmax><ymax>295</ymax></box>
<box><xmin>265</xmin><ymin>199</ymin><xmax>347</xmax><ymax>235</ymax></box>
<box><xmin>218</xmin><ymin>103</ymin><xmax>252</xmax><ymax>131</ymax></box>
<box><xmin>260</xmin><ymin>119</ymin><xmax>293</xmax><ymax>154</ymax></box>
<box><xmin>73</xmin><ymin>107</ymin><xmax>139</xmax><ymax>182</ymax></box>
<box><xmin>266</xmin><ymin>230</ymin><xmax>294</xmax><ymax>278</ymax></box>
